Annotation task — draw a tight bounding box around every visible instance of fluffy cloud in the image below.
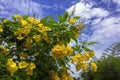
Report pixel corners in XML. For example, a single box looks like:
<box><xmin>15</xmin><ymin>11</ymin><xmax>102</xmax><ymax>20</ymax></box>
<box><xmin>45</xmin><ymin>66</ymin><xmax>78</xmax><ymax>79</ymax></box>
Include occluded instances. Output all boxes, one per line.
<box><xmin>67</xmin><ymin>1</ymin><xmax>120</xmax><ymax>57</ymax></box>
<box><xmin>67</xmin><ymin>2</ymin><xmax>109</xmax><ymax>20</ymax></box>
<box><xmin>0</xmin><ymin>0</ymin><xmax>42</xmax><ymax>18</ymax></box>
<box><xmin>89</xmin><ymin>17</ymin><xmax>120</xmax><ymax>56</ymax></box>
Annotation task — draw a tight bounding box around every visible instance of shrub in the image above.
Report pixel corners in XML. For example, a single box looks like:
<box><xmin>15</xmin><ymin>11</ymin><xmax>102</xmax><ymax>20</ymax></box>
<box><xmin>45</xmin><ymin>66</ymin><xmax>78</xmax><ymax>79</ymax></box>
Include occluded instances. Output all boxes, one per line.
<box><xmin>0</xmin><ymin>12</ymin><xmax>96</xmax><ymax>80</ymax></box>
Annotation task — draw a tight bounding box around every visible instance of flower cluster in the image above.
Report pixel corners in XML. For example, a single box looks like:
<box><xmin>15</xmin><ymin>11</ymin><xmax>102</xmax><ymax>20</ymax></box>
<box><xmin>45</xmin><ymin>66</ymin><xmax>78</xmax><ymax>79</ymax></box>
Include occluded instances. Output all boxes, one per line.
<box><xmin>91</xmin><ymin>62</ymin><xmax>97</xmax><ymax>72</ymax></box>
<box><xmin>6</xmin><ymin>58</ymin><xmax>36</xmax><ymax>76</ymax></box>
<box><xmin>0</xmin><ymin>12</ymin><xmax>97</xmax><ymax>79</ymax></box>
<box><xmin>51</xmin><ymin>44</ymin><xmax>73</xmax><ymax>59</ymax></box>
<box><xmin>13</xmin><ymin>14</ymin><xmax>51</xmax><ymax>43</ymax></box>
<box><xmin>71</xmin><ymin>50</ymin><xmax>97</xmax><ymax>72</ymax></box>
<box><xmin>50</xmin><ymin>67</ymin><xmax>73</xmax><ymax>80</ymax></box>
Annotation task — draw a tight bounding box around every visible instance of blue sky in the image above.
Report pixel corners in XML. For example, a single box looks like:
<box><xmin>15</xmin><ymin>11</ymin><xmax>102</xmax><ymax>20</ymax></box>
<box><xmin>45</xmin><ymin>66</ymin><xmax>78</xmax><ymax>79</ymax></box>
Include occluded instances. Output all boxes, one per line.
<box><xmin>0</xmin><ymin>0</ymin><xmax>120</xmax><ymax>57</ymax></box>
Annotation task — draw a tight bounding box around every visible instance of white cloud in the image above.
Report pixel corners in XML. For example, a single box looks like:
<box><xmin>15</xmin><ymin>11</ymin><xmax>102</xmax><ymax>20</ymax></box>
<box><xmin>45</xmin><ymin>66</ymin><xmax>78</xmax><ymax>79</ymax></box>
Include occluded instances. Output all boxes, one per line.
<box><xmin>112</xmin><ymin>0</ymin><xmax>120</xmax><ymax>12</ymax></box>
<box><xmin>89</xmin><ymin>17</ymin><xmax>120</xmax><ymax>53</ymax></box>
<box><xmin>67</xmin><ymin>2</ymin><xmax>109</xmax><ymax>21</ymax></box>
<box><xmin>67</xmin><ymin>1</ymin><xmax>120</xmax><ymax>58</ymax></box>
<box><xmin>0</xmin><ymin>0</ymin><xmax>42</xmax><ymax>18</ymax></box>
<box><xmin>40</xmin><ymin>4</ymin><xmax>59</xmax><ymax>10</ymax></box>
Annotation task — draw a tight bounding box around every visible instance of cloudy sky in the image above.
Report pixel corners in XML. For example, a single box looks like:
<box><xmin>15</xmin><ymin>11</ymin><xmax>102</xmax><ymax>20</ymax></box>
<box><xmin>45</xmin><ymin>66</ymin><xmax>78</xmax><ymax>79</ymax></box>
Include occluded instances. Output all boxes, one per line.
<box><xmin>0</xmin><ymin>0</ymin><xmax>120</xmax><ymax>57</ymax></box>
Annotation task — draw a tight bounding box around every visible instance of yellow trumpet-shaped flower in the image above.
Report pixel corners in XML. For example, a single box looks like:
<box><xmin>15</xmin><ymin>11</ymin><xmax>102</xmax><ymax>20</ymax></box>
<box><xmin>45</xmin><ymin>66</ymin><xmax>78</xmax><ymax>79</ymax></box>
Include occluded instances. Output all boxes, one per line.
<box><xmin>60</xmin><ymin>68</ymin><xmax>73</xmax><ymax>80</ymax></box>
<box><xmin>3</xmin><ymin>18</ymin><xmax>9</xmax><ymax>23</ymax></box>
<box><xmin>26</xmin><ymin>62</ymin><xmax>36</xmax><ymax>75</ymax></box>
<box><xmin>79</xmin><ymin>23</ymin><xmax>85</xmax><ymax>27</ymax></box>
<box><xmin>33</xmin><ymin>52</ymin><xmax>39</xmax><ymax>56</ymax></box>
<box><xmin>69</xmin><ymin>18</ymin><xmax>76</xmax><ymax>24</ymax></box>
<box><xmin>17</xmin><ymin>33</ymin><xmax>24</xmax><ymax>40</ymax></box>
<box><xmin>18</xmin><ymin>61</ymin><xmax>28</xmax><ymax>69</ymax></box>
<box><xmin>44</xmin><ymin>26</ymin><xmax>52</xmax><ymax>31</ymax></box>
<box><xmin>76</xmin><ymin>64</ymin><xmax>82</xmax><ymax>71</ymax></box>
<box><xmin>38</xmin><ymin>23</ymin><xmax>43</xmax><ymax>27</ymax></box>
<box><xmin>19</xmin><ymin>52</ymin><xmax>28</xmax><ymax>59</ymax></box>
<box><xmin>51</xmin><ymin>44</ymin><xmax>67</xmax><ymax>59</ymax></box>
<box><xmin>50</xmin><ymin>70</ymin><xmax>60</xmax><ymax>80</ymax></box>
<box><xmin>33</xmin><ymin>34</ymin><xmax>41</xmax><ymax>43</ymax></box>
<box><xmin>0</xmin><ymin>45</ymin><xmax>8</xmax><ymax>55</ymax></box>
<box><xmin>6</xmin><ymin>58</ymin><xmax>18</xmax><ymax>76</ymax></box>
<box><xmin>71</xmin><ymin>54</ymin><xmax>82</xmax><ymax>63</ymax></box>
<box><xmin>91</xmin><ymin>62</ymin><xmax>97</xmax><ymax>72</ymax></box>
<box><xmin>89</xmin><ymin>50</ymin><xmax>94</xmax><ymax>57</ymax></box>
<box><xmin>20</xmin><ymin>19</ymin><xmax>28</xmax><ymax>26</ymax></box>
<box><xmin>73</xmin><ymin>31</ymin><xmax>79</xmax><ymax>38</ymax></box>
<box><xmin>66</xmin><ymin>46</ymin><xmax>73</xmax><ymax>55</ymax></box>
<box><xmin>34</xmin><ymin>19</ymin><xmax>40</xmax><ymax>24</ymax></box>
<box><xmin>83</xmin><ymin>52</ymin><xmax>90</xmax><ymax>61</ymax></box>
<box><xmin>81</xmin><ymin>64</ymin><xmax>88</xmax><ymax>71</ymax></box>
<box><xmin>14</xmin><ymin>14</ymin><xmax>22</xmax><ymax>20</ymax></box>
<box><xmin>27</xmin><ymin>17</ymin><xmax>35</xmax><ymax>22</ymax></box>
<box><xmin>0</xmin><ymin>25</ymin><xmax>3</xmax><ymax>33</ymax></box>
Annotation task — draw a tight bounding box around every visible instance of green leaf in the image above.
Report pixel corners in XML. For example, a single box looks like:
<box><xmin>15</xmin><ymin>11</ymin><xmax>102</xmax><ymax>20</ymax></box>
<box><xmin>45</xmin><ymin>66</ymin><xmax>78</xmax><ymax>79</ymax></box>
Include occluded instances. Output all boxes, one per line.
<box><xmin>48</xmin><ymin>16</ymin><xmax>55</xmax><ymax>22</ymax></box>
<box><xmin>57</xmin><ymin>15</ymin><xmax>63</xmax><ymax>23</ymax></box>
<box><xmin>87</xmin><ymin>42</ymin><xmax>100</xmax><ymax>45</ymax></box>
<box><xmin>73</xmin><ymin>16</ymin><xmax>80</xmax><ymax>20</ymax></box>
<box><xmin>12</xmin><ymin>16</ymin><xmax>16</xmax><ymax>21</ymax></box>
<box><xmin>63</xmin><ymin>11</ymin><xmax>69</xmax><ymax>21</ymax></box>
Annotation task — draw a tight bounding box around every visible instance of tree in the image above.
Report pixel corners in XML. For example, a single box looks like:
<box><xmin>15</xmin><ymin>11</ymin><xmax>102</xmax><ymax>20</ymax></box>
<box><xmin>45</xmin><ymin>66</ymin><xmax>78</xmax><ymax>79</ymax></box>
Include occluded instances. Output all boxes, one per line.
<box><xmin>81</xmin><ymin>55</ymin><xmax>120</xmax><ymax>80</ymax></box>
<box><xmin>103</xmin><ymin>41</ymin><xmax>120</xmax><ymax>56</ymax></box>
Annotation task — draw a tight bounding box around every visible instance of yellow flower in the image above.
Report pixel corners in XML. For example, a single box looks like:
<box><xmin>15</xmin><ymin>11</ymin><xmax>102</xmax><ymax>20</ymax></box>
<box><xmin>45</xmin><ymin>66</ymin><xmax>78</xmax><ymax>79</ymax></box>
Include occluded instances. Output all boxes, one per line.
<box><xmin>83</xmin><ymin>52</ymin><xmax>90</xmax><ymax>61</ymax></box>
<box><xmin>26</xmin><ymin>37</ymin><xmax>33</xmax><ymax>45</ymax></box>
<box><xmin>3</xmin><ymin>18</ymin><xmax>9</xmax><ymax>23</ymax></box>
<box><xmin>33</xmin><ymin>34</ymin><xmax>41</xmax><ymax>43</ymax></box>
<box><xmin>20</xmin><ymin>19</ymin><xmax>28</xmax><ymax>26</ymax></box>
<box><xmin>76</xmin><ymin>64</ymin><xmax>82</xmax><ymax>71</ymax></box>
<box><xmin>91</xmin><ymin>62</ymin><xmax>97</xmax><ymax>72</ymax></box>
<box><xmin>71</xmin><ymin>57</ymin><xmax>78</xmax><ymax>63</ymax></box>
<box><xmin>71</xmin><ymin>54</ymin><xmax>82</xmax><ymax>63</ymax></box>
<box><xmin>33</xmin><ymin>52</ymin><xmax>39</xmax><ymax>56</ymax></box>
<box><xmin>72</xmin><ymin>31</ymin><xmax>79</xmax><ymax>38</ymax></box>
<box><xmin>0</xmin><ymin>45</ymin><xmax>8</xmax><ymax>55</ymax></box>
<box><xmin>66</xmin><ymin>46</ymin><xmax>73</xmax><ymax>55</ymax></box>
<box><xmin>6</xmin><ymin>58</ymin><xmax>18</xmax><ymax>76</ymax></box>
<box><xmin>50</xmin><ymin>70</ymin><xmax>60</xmax><ymax>80</ymax></box>
<box><xmin>51</xmin><ymin>44</ymin><xmax>67</xmax><ymax>59</ymax></box>
<box><xmin>0</xmin><ymin>25</ymin><xmax>3</xmax><ymax>33</ymax></box>
<box><xmin>82</xmin><ymin>64</ymin><xmax>88</xmax><ymax>71</ymax></box>
<box><xmin>89</xmin><ymin>50</ymin><xmax>94</xmax><ymax>57</ymax></box>
<box><xmin>17</xmin><ymin>33</ymin><xmax>24</xmax><ymax>40</ymax></box>
<box><xmin>19</xmin><ymin>52</ymin><xmax>28</xmax><ymax>59</ymax></box>
<box><xmin>44</xmin><ymin>26</ymin><xmax>52</xmax><ymax>31</ymax></box>
<box><xmin>38</xmin><ymin>23</ymin><xmax>43</xmax><ymax>27</ymax></box>
<box><xmin>34</xmin><ymin>19</ymin><xmax>40</xmax><ymax>24</ymax></box>
<box><xmin>26</xmin><ymin>62</ymin><xmax>36</xmax><ymax>75</ymax></box>
<box><xmin>14</xmin><ymin>14</ymin><xmax>22</xmax><ymax>20</ymax></box>
<box><xmin>24</xmin><ymin>37</ymin><xmax>33</xmax><ymax>49</ymax></box>
<box><xmin>60</xmin><ymin>68</ymin><xmax>73</xmax><ymax>80</ymax></box>
<box><xmin>27</xmin><ymin>17</ymin><xmax>35</xmax><ymax>22</ymax></box>
<box><xmin>79</xmin><ymin>23</ymin><xmax>85</xmax><ymax>27</ymax></box>
<box><xmin>38</xmin><ymin>25</ymin><xmax>46</xmax><ymax>33</ymax></box>
<box><xmin>69</xmin><ymin>18</ymin><xmax>76</xmax><ymax>24</ymax></box>
<box><xmin>43</xmin><ymin>32</ymin><xmax>49</xmax><ymax>42</ymax></box>
<box><xmin>18</xmin><ymin>61</ymin><xmax>28</xmax><ymax>69</ymax></box>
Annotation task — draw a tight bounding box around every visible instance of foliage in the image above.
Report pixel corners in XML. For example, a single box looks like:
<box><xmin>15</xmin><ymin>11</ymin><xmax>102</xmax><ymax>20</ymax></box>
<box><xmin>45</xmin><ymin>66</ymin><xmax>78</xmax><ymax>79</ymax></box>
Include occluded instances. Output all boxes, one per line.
<box><xmin>103</xmin><ymin>41</ymin><xmax>120</xmax><ymax>56</ymax></box>
<box><xmin>81</xmin><ymin>56</ymin><xmax>120</xmax><ymax>80</ymax></box>
<box><xmin>0</xmin><ymin>12</ymin><xmax>96</xmax><ymax>80</ymax></box>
